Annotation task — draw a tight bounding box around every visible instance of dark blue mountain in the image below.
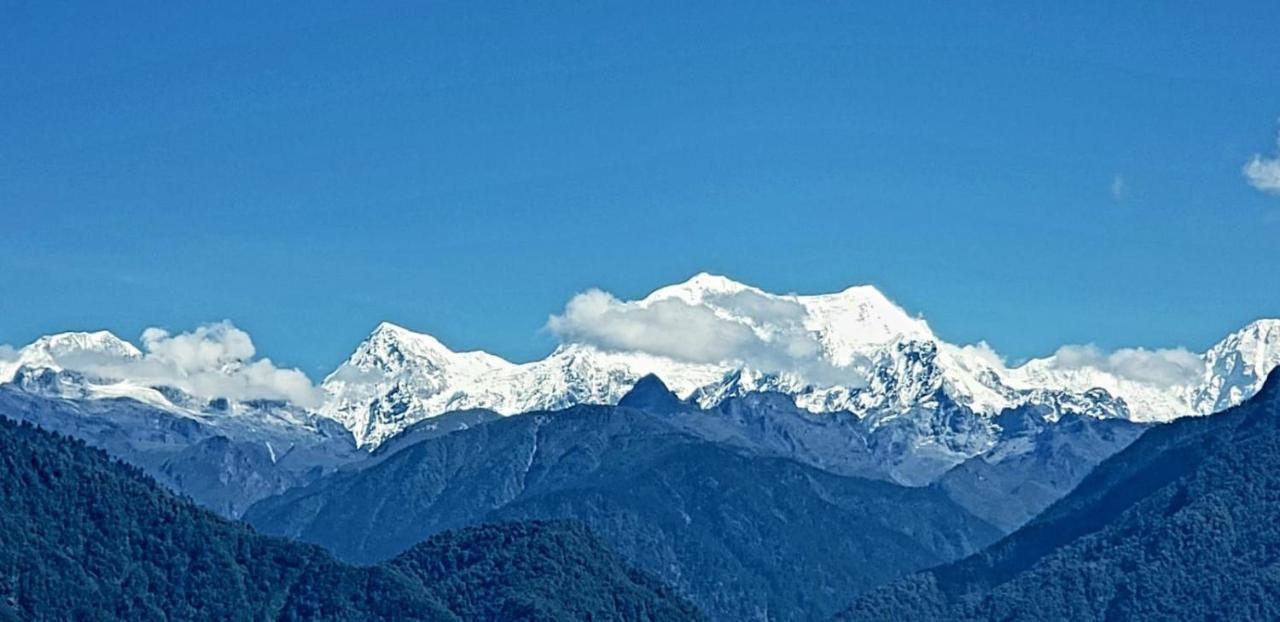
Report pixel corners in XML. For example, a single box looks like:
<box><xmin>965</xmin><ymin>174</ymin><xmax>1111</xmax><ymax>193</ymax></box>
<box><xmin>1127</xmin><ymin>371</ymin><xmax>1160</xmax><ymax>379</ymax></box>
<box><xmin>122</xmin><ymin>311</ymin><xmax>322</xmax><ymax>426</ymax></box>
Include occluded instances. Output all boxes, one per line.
<box><xmin>938</xmin><ymin>407</ymin><xmax>1147</xmax><ymax>531</ymax></box>
<box><xmin>618</xmin><ymin>374</ymin><xmax>688</xmax><ymax>415</ymax></box>
<box><xmin>244</xmin><ymin>401</ymin><xmax>1001</xmax><ymax>622</ymax></box>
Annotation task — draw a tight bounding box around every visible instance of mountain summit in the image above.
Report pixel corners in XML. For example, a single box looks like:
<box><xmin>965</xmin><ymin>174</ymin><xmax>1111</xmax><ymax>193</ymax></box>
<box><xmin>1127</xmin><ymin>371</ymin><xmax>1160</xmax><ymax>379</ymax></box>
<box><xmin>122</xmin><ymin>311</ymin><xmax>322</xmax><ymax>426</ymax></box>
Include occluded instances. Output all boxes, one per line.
<box><xmin>618</xmin><ymin>374</ymin><xmax>686</xmax><ymax>414</ymax></box>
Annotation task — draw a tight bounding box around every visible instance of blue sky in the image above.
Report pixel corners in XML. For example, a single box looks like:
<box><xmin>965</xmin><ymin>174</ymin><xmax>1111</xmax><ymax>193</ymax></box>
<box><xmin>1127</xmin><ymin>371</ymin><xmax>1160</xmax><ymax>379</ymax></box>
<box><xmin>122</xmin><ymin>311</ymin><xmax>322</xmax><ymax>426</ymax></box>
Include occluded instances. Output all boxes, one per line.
<box><xmin>3</xmin><ymin>1</ymin><xmax>1279</xmax><ymax>375</ymax></box>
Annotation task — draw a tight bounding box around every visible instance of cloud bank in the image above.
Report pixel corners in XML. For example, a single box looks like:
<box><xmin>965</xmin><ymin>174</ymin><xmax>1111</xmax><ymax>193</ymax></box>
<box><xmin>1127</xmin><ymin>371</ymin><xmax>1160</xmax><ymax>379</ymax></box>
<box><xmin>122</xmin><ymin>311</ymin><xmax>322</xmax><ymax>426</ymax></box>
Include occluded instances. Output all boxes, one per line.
<box><xmin>547</xmin><ymin>289</ymin><xmax>865</xmax><ymax>387</ymax></box>
<box><xmin>1047</xmin><ymin>344</ymin><xmax>1204</xmax><ymax>388</ymax></box>
<box><xmin>43</xmin><ymin>322</ymin><xmax>322</xmax><ymax>407</ymax></box>
<box><xmin>1244</xmin><ymin>130</ymin><xmax>1280</xmax><ymax>195</ymax></box>
<box><xmin>547</xmin><ymin>284</ymin><xmax>1210</xmax><ymax>393</ymax></box>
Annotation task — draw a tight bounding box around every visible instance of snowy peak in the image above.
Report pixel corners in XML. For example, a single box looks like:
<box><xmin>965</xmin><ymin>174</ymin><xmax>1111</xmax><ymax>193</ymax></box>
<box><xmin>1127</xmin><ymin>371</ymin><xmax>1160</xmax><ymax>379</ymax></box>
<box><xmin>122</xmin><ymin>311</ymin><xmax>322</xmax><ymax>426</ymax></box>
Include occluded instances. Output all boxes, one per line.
<box><xmin>350</xmin><ymin>321</ymin><xmax>461</xmax><ymax>370</ymax></box>
<box><xmin>1212</xmin><ymin>318</ymin><xmax>1280</xmax><ymax>365</ymax></box>
<box><xmin>644</xmin><ymin>272</ymin><xmax>756</xmax><ymax>304</ymax></box>
<box><xmin>26</xmin><ymin>330</ymin><xmax>141</xmax><ymax>362</ymax></box>
<box><xmin>1194</xmin><ymin>318</ymin><xmax>1280</xmax><ymax>414</ymax></box>
<box><xmin>337</xmin><ymin>322</ymin><xmax>511</xmax><ymax>377</ymax></box>
<box><xmin>798</xmin><ymin>285</ymin><xmax>934</xmax><ymax>359</ymax></box>
<box><xmin>320</xmin><ymin>322</ymin><xmax>519</xmax><ymax>446</ymax></box>
<box><xmin>1</xmin><ymin>330</ymin><xmax>141</xmax><ymax>382</ymax></box>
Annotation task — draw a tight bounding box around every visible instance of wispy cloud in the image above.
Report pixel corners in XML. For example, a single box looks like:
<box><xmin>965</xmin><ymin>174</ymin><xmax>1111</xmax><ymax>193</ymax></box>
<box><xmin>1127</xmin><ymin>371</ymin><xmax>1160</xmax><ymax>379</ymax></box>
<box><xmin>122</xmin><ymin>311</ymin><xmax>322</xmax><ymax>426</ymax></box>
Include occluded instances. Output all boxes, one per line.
<box><xmin>1047</xmin><ymin>344</ymin><xmax>1204</xmax><ymax>388</ymax></box>
<box><xmin>1244</xmin><ymin>127</ymin><xmax>1280</xmax><ymax>195</ymax></box>
<box><xmin>1110</xmin><ymin>174</ymin><xmax>1127</xmax><ymax>201</ymax></box>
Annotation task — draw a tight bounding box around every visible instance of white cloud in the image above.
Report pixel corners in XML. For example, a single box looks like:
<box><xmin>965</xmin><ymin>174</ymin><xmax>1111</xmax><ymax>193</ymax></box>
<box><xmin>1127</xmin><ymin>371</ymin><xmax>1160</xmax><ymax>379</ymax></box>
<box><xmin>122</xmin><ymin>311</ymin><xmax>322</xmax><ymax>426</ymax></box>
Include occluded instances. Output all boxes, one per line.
<box><xmin>57</xmin><ymin>322</ymin><xmax>323</xmax><ymax>407</ymax></box>
<box><xmin>141</xmin><ymin>324</ymin><xmax>255</xmax><ymax>372</ymax></box>
<box><xmin>1048</xmin><ymin>344</ymin><xmax>1204</xmax><ymax>388</ymax></box>
<box><xmin>952</xmin><ymin>341</ymin><xmax>1006</xmax><ymax>370</ymax></box>
<box><xmin>547</xmin><ymin>289</ymin><xmax>864</xmax><ymax>387</ymax></box>
<box><xmin>1244</xmin><ymin>128</ymin><xmax>1280</xmax><ymax>195</ymax></box>
<box><xmin>0</xmin><ymin>344</ymin><xmax>17</xmax><ymax>380</ymax></box>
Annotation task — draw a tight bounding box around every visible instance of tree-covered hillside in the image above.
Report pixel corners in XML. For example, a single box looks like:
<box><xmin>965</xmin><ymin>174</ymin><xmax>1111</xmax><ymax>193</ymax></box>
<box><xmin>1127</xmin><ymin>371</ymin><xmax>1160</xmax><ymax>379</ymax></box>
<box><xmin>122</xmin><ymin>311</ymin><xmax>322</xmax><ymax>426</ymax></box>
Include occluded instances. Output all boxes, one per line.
<box><xmin>391</xmin><ymin>522</ymin><xmax>697</xmax><ymax>621</ymax></box>
<box><xmin>840</xmin><ymin>369</ymin><xmax>1280</xmax><ymax>621</ymax></box>
<box><xmin>0</xmin><ymin>414</ymin><xmax>701</xmax><ymax>621</ymax></box>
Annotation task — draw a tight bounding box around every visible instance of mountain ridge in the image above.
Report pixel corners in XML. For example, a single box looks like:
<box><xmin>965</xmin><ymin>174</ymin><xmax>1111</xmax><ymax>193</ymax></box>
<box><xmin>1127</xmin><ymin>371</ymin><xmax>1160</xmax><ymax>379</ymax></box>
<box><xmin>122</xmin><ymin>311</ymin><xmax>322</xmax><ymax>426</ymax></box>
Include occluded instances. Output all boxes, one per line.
<box><xmin>316</xmin><ymin>275</ymin><xmax>1280</xmax><ymax>446</ymax></box>
<box><xmin>243</xmin><ymin>400</ymin><xmax>1002</xmax><ymax>621</ymax></box>
<box><xmin>4</xmin><ymin>275</ymin><xmax>1277</xmax><ymax>475</ymax></box>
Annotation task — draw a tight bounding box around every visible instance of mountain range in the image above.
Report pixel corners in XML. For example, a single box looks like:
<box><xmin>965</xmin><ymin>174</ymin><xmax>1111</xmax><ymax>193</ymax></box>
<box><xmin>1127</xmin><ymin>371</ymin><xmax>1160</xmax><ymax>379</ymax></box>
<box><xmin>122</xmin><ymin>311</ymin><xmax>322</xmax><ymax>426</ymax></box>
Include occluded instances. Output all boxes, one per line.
<box><xmin>839</xmin><ymin>368</ymin><xmax>1280</xmax><ymax>621</ymax></box>
<box><xmin>2</xmin><ymin>274</ymin><xmax>1279</xmax><ymax>621</ymax></box>
<box><xmin>3</xmin><ymin>274</ymin><xmax>1276</xmax><ymax>488</ymax></box>
<box><xmin>320</xmin><ymin>275</ymin><xmax>1280</xmax><ymax>452</ymax></box>
<box><xmin>243</xmin><ymin>383</ymin><xmax>1002</xmax><ymax>621</ymax></box>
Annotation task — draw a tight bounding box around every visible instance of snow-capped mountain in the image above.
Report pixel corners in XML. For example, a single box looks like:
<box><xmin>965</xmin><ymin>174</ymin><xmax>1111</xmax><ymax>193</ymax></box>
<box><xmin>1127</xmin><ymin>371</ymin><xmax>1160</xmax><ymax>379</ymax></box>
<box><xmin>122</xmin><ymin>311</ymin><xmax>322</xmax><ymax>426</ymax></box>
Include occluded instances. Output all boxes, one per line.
<box><xmin>0</xmin><ymin>330</ymin><xmax>361</xmax><ymax>515</ymax></box>
<box><xmin>321</xmin><ymin>274</ymin><xmax>952</xmax><ymax>446</ymax></box>
<box><xmin>320</xmin><ymin>327</ymin><xmax>726</xmax><ymax>446</ymax></box>
<box><xmin>4</xmin><ymin>275</ymin><xmax>1278</xmax><ymax>470</ymax></box>
<box><xmin>320</xmin><ymin>274</ymin><xmax>1280</xmax><ymax>449</ymax></box>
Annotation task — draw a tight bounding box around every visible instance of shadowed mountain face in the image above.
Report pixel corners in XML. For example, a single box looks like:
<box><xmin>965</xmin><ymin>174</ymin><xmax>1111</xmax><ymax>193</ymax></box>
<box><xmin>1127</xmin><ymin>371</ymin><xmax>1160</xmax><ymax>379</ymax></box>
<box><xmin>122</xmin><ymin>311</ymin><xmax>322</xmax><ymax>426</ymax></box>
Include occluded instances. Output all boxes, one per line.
<box><xmin>245</xmin><ymin>396</ymin><xmax>1001</xmax><ymax>622</ymax></box>
<box><xmin>840</xmin><ymin>369</ymin><xmax>1280</xmax><ymax>621</ymax></box>
<box><xmin>937</xmin><ymin>406</ymin><xmax>1148</xmax><ymax>532</ymax></box>
<box><xmin>617</xmin><ymin>375</ymin><xmax>1147</xmax><ymax>534</ymax></box>
<box><xmin>0</xmin><ymin>413</ymin><xmax>702</xmax><ymax>622</ymax></box>
<box><xmin>0</xmin><ymin>378</ymin><xmax>362</xmax><ymax>518</ymax></box>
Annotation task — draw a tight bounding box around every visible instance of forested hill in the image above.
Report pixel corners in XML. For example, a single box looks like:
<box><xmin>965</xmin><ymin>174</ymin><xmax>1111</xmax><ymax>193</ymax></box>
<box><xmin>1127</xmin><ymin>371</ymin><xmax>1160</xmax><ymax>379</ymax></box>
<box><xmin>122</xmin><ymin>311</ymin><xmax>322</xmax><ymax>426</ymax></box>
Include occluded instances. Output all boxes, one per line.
<box><xmin>839</xmin><ymin>369</ymin><xmax>1280</xmax><ymax>621</ymax></box>
<box><xmin>0</xmin><ymin>414</ymin><xmax>701</xmax><ymax>621</ymax></box>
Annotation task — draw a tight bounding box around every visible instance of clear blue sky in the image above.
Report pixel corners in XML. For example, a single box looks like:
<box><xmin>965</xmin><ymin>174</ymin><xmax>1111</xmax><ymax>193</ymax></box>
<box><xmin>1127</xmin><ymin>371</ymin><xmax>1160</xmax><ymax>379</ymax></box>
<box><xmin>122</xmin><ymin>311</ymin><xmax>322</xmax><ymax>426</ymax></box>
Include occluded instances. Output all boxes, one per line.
<box><xmin>3</xmin><ymin>1</ymin><xmax>1279</xmax><ymax>375</ymax></box>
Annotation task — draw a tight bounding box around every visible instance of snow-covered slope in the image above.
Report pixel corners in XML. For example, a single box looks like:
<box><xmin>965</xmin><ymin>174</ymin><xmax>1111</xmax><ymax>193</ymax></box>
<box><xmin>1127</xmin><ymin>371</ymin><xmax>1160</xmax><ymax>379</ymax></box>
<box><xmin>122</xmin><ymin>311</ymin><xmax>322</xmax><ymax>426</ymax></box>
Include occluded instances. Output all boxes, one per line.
<box><xmin>319</xmin><ymin>274</ymin><xmax>1280</xmax><ymax>449</ymax></box>
<box><xmin>320</xmin><ymin>323</ymin><xmax>727</xmax><ymax>446</ymax></box>
<box><xmin>1192</xmin><ymin>319</ymin><xmax>1280</xmax><ymax>414</ymax></box>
